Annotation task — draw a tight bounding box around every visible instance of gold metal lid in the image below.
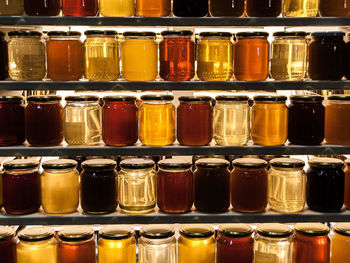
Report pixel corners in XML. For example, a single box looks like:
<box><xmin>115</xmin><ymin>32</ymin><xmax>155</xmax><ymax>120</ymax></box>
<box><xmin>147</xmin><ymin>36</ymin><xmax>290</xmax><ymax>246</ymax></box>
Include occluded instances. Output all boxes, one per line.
<box><xmin>4</xmin><ymin>159</ymin><xmax>39</xmax><ymax>170</ymax></box>
<box><xmin>309</xmin><ymin>157</ymin><xmax>344</xmax><ymax>169</ymax></box>
<box><xmin>218</xmin><ymin>224</ymin><xmax>253</xmax><ymax>238</ymax></box>
<box><xmin>180</xmin><ymin>225</ymin><xmax>214</xmax><ymax>238</ymax></box>
<box><xmin>120</xmin><ymin>158</ymin><xmax>155</xmax><ymax>169</ymax></box>
<box><xmin>233</xmin><ymin>158</ymin><xmax>267</xmax><ymax>169</ymax></box>
<box><xmin>195</xmin><ymin>158</ymin><xmax>229</xmax><ymax>168</ymax></box>
<box><xmin>334</xmin><ymin>223</ymin><xmax>350</xmax><ymax>236</ymax></box>
<box><xmin>42</xmin><ymin>159</ymin><xmax>77</xmax><ymax>170</ymax></box>
<box><xmin>99</xmin><ymin>226</ymin><xmax>134</xmax><ymax>240</ymax></box>
<box><xmin>141</xmin><ymin>225</ymin><xmax>174</xmax><ymax>239</ymax></box>
<box><xmin>270</xmin><ymin>158</ymin><xmax>305</xmax><ymax>169</ymax></box>
<box><xmin>82</xmin><ymin>159</ymin><xmax>116</xmax><ymax>170</ymax></box>
<box><xmin>58</xmin><ymin>226</ymin><xmax>94</xmax><ymax>242</ymax></box>
<box><xmin>158</xmin><ymin>159</ymin><xmax>192</xmax><ymax>170</ymax></box>
<box><xmin>0</xmin><ymin>226</ymin><xmax>15</xmax><ymax>241</ymax></box>
<box><xmin>19</xmin><ymin>227</ymin><xmax>55</xmax><ymax>242</ymax></box>
<box><xmin>257</xmin><ymin>223</ymin><xmax>293</xmax><ymax>238</ymax></box>
<box><xmin>294</xmin><ymin>223</ymin><xmax>329</xmax><ymax>236</ymax></box>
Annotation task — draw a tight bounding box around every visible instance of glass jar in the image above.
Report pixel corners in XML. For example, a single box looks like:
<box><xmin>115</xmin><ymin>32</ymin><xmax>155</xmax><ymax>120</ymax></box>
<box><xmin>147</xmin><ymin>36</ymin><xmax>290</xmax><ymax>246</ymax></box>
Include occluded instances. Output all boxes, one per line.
<box><xmin>231</xmin><ymin>158</ymin><xmax>268</xmax><ymax>213</ymax></box>
<box><xmin>139</xmin><ymin>95</ymin><xmax>175</xmax><ymax>146</ymax></box>
<box><xmin>157</xmin><ymin>159</ymin><xmax>193</xmax><ymax>213</ymax></box>
<box><xmin>0</xmin><ymin>32</ymin><xmax>8</xmax><ymax>80</ymax></box>
<box><xmin>252</xmin><ymin>96</ymin><xmax>288</xmax><ymax>146</ymax></box>
<box><xmin>0</xmin><ymin>170</ymin><xmax>2</xmax><ymax>208</ymax></box>
<box><xmin>209</xmin><ymin>0</ymin><xmax>244</xmax><ymax>17</ymax></box>
<box><xmin>102</xmin><ymin>96</ymin><xmax>138</xmax><ymax>146</ymax></box>
<box><xmin>136</xmin><ymin>0</ymin><xmax>170</xmax><ymax>16</ymax></box>
<box><xmin>47</xmin><ymin>31</ymin><xmax>83</xmax><ymax>81</ymax></box>
<box><xmin>159</xmin><ymin>30</ymin><xmax>195</xmax><ymax>81</ymax></box>
<box><xmin>254</xmin><ymin>224</ymin><xmax>293</xmax><ymax>263</ymax></box>
<box><xmin>8</xmin><ymin>31</ymin><xmax>46</xmax><ymax>81</ymax></box>
<box><xmin>121</xmin><ymin>32</ymin><xmax>158</xmax><ymax>81</ymax></box>
<box><xmin>346</xmin><ymin>38</ymin><xmax>350</xmax><ymax>80</ymax></box>
<box><xmin>177</xmin><ymin>96</ymin><xmax>213</xmax><ymax>146</ymax></box>
<box><xmin>100</xmin><ymin>0</ymin><xmax>134</xmax><ymax>16</ymax></box>
<box><xmin>331</xmin><ymin>223</ymin><xmax>350</xmax><ymax>263</ymax></box>
<box><xmin>173</xmin><ymin>0</ymin><xmax>208</xmax><ymax>16</ymax></box>
<box><xmin>84</xmin><ymin>30</ymin><xmax>119</xmax><ymax>81</ymax></box>
<box><xmin>234</xmin><ymin>32</ymin><xmax>269</xmax><ymax>81</ymax></box>
<box><xmin>0</xmin><ymin>226</ymin><xmax>16</xmax><ymax>263</ymax></box>
<box><xmin>268</xmin><ymin>158</ymin><xmax>306</xmax><ymax>213</ymax></box>
<box><xmin>118</xmin><ymin>158</ymin><xmax>156</xmax><ymax>214</ymax></box>
<box><xmin>308</xmin><ymin>32</ymin><xmax>346</xmax><ymax>81</ymax></box>
<box><xmin>81</xmin><ymin>159</ymin><xmax>117</xmax><ymax>214</ymax></box>
<box><xmin>213</xmin><ymin>96</ymin><xmax>250</xmax><ymax>146</ymax></box>
<box><xmin>325</xmin><ymin>95</ymin><xmax>350</xmax><ymax>145</ymax></box>
<box><xmin>194</xmin><ymin>158</ymin><xmax>230</xmax><ymax>213</ymax></box>
<box><xmin>2</xmin><ymin>159</ymin><xmax>40</xmax><ymax>215</ymax></box>
<box><xmin>217</xmin><ymin>224</ymin><xmax>254</xmax><ymax>263</ymax></box>
<box><xmin>271</xmin><ymin>32</ymin><xmax>308</xmax><ymax>81</ymax></box>
<box><xmin>288</xmin><ymin>95</ymin><xmax>325</xmax><ymax>145</ymax></box>
<box><xmin>0</xmin><ymin>0</ymin><xmax>23</xmax><ymax>15</ymax></box>
<box><xmin>64</xmin><ymin>95</ymin><xmax>102</xmax><ymax>146</ymax></box>
<box><xmin>0</xmin><ymin>96</ymin><xmax>25</xmax><ymax>146</ymax></box>
<box><xmin>41</xmin><ymin>159</ymin><xmax>79</xmax><ymax>214</ymax></box>
<box><xmin>98</xmin><ymin>226</ymin><xmax>136</xmax><ymax>263</ymax></box>
<box><xmin>246</xmin><ymin>0</ymin><xmax>282</xmax><ymax>16</ymax></box>
<box><xmin>197</xmin><ymin>32</ymin><xmax>233</xmax><ymax>81</ymax></box>
<box><xmin>24</xmin><ymin>0</ymin><xmax>60</xmax><ymax>15</ymax></box>
<box><xmin>139</xmin><ymin>226</ymin><xmax>176</xmax><ymax>263</ymax></box>
<box><xmin>319</xmin><ymin>0</ymin><xmax>350</xmax><ymax>16</ymax></box>
<box><xmin>284</xmin><ymin>0</ymin><xmax>318</xmax><ymax>16</ymax></box>
<box><xmin>345</xmin><ymin>160</ymin><xmax>350</xmax><ymax>210</ymax></box>
<box><xmin>62</xmin><ymin>0</ymin><xmax>98</xmax><ymax>16</ymax></box>
<box><xmin>58</xmin><ymin>226</ymin><xmax>95</xmax><ymax>263</ymax></box>
<box><xmin>307</xmin><ymin>157</ymin><xmax>344</xmax><ymax>212</ymax></box>
<box><xmin>17</xmin><ymin>227</ymin><xmax>57</xmax><ymax>263</ymax></box>
<box><xmin>26</xmin><ymin>96</ymin><xmax>64</xmax><ymax>146</ymax></box>
<box><xmin>178</xmin><ymin>225</ymin><xmax>216</xmax><ymax>263</ymax></box>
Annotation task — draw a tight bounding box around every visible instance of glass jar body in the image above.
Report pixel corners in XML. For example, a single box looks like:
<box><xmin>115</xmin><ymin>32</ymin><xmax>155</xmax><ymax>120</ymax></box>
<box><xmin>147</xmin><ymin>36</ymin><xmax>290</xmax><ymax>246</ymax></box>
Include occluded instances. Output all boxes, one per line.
<box><xmin>217</xmin><ymin>234</ymin><xmax>254</xmax><ymax>263</ymax></box>
<box><xmin>0</xmin><ymin>0</ymin><xmax>23</xmax><ymax>15</ymax></box>
<box><xmin>0</xmin><ymin>36</ymin><xmax>8</xmax><ymax>80</ymax></box>
<box><xmin>246</xmin><ymin>0</ymin><xmax>282</xmax><ymax>17</ymax></box>
<box><xmin>0</xmin><ymin>101</ymin><xmax>25</xmax><ymax>146</ymax></box>
<box><xmin>331</xmin><ymin>232</ymin><xmax>350</xmax><ymax>263</ymax></box>
<box><xmin>173</xmin><ymin>0</ymin><xmax>208</xmax><ymax>17</ymax></box>
<box><xmin>293</xmin><ymin>233</ymin><xmax>330</xmax><ymax>263</ymax></box>
<box><xmin>62</xmin><ymin>0</ymin><xmax>98</xmax><ymax>16</ymax></box>
<box><xmin>136</xmin><ymin>0</ymin><xmax>170</xmax><ymax>16</ymax></box>
<box><xmin>319</xmin><ymin>0</ymin><xmax>350</xmax><ymax>16</ymax></box>
<box><xmin>284</xmin><ymin>0</ymin><xmax>318</xmax><ymax>16</ymax></box>
<box><xmin>254</xmin><ymin>234</ymin><xmax>292</xmax><ymax>263</ymax></box>
<box><xmin>178</xmin><ymin>235</ymin><xmax>216</xmax><ymax>263</ymax></box>
<box><xmin>98</xmin><ymin>236</ymin><xmax>136</xmax><ymax>263</ymax></box>
<box><xmin>58</xmin><ymin>237</ymin><xmax>96</xmax><ymax>263</ymax></box>
<box><xmin>24</xmin><ymin>0</ymin><xmax>60</xmax><ymax>16</ymax></box>
<box><xmin>139</xmin><ymin>236</ymin><xmax>176</xmax><ymax>263</ymax></box>
<box><xmin>325</xmin><ymin>100</ymin><xmax>350</xmax><ymax>145</ymax></box>
<box><xmin>100</xmin><ymin>0</ymin><xmax>134</xmax><ymax>16</ymax></box>
<box><xmin>209</xmin><ymin>0</ymin><xmax>244</xmax><ymax>17</ymax></box>
<box><xmin>345</xmin><ymin>164</ymin><xmax>350</xmax><ymax>210</ymax></box>
<box><xmin>0</xmin><ymin>236</ymin><xmax>17</xmax><ymax>263</ymax></box>
<box><xmin>17</xmin><ymin>238</ymin><xmax>57</xmax><ymax>263</ymax></box>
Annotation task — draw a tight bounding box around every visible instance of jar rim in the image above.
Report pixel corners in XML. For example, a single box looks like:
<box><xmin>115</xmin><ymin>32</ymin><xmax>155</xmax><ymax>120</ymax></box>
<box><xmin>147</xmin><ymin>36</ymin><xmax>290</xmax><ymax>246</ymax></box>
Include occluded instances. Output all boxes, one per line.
<box><xmin>161</xmin><ymin>30</ymin><xmax>193</xmax><ymax>37</ymax></box>
<box><xmin>47</xmin><ymin>31</ymin><xmax>81</xmax><ymax>37</ymax></box>
<box><xmin>199</xmin><ymin>32</ymin><xmax>232</xmax><ymax>38</ymax></box>
<box><xmin>123</xmin><ymin>31</ymin><xmax>156</xmax><ymax>37</ymax></box>
<box><xmin>327</xmin><ymin>95</ymin><xmax>350</xmax><ymax>101</ymax></box>
<box><xmin>311</xmin><ymin>31</ymin><xmax>345</xmax><ymax>37</ymax></box>
<box><xmin>8</xmin><ymin>30</ymin><xmax>42</xmax><ymax>37</ymax></box>
<box><xmin>294</xmin><ymin>223</ymin><xmax>329</xmax><ymax>236</ymax></box>
<box><xmin>141</xmin><ymin>95</ymin><xmax>174</xmax><ymax>101</ymax></box>
<box><xmin>0</xmin><ymin>96</ymin><xmax>23</xmax><ymax>102</ymax></box>
<box><xmin>254</xmin><ymin>95</ymin><xmax>287</xmax><ymax>102</ymax></box>
<box><xmin>179</xmin><ymin>96</ymin><xmax>212</xmax><ymax>103</ymax></box>
<box><xmin>85</xmin><ymin>30</ymin><xmax>117</xmax><ymax>36</ymax></box>
<box><xmin>215</xmin><ymin>95</ymin><xmax>249</xmax><ymax>102</ymax></box>
<box><xmin>27</xmin><ymin>95</ymin><xmax>62</xmax><ymax>102</ymax></box>
<box><xmin>99</xmin><ymin>226</ymin><xmax>134</xmax><ymax>240</ymax></box>
<box><xmin>236</xmin><ymin>31</ymin><xmax>269</xmax><ymax>38</ymax></box>
<box><xmin>290</xmin><ymin>95</ymin><xmax>324</xmax><ymax>102</ymax></box>
<box><xmin>273</xmin><ymin>31</ymin><xmax>307</xmax><ymax>37</ymax></box>
<box><xmin>103</xmin><ymin>95</ymin><xmax>137</xmax><ymax>102</ymax></box>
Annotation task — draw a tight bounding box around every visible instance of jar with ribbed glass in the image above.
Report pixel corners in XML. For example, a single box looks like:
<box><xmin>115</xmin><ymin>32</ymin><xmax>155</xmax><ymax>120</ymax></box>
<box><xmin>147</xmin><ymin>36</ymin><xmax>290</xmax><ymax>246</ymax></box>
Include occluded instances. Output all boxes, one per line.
<box><xmin>0</xmin><ymin>226</ymin><xmax>16</xmax><ymax>263</ymax></box>
<box><xmin>8</xmin><ymin>31</ymin><xmax>46</xmax><ymax>81</ymax></box>
<box><xmin>84</xmin><ymin>31</ymin><xmax>119</xmax><ymax>81</ymax></box>
<box><xmin>271</xmin><ymin>32</ymin><xmax>307</xmax><ymax>81</ymax></box>
<box><xmin>0</xmin><ymin>0</ymin><xmax>23</xmax><ymax>15</ymax></box>
<box><xmin>254</xmin><ymin>224</ymin><xmax>293</xmax><ymax>263</ymax></box>
<box><xmin>41</xmin><ymin>159</ymin><xmax>79</xmax><ymax>214</ymax></box>
<box><xmin>331</xmin><ymin>223</ymin><xmax>350</xmax><ymax>263</ymax></box>
<box><xmin>268</xmin><ymin>158</ymin><xmax>306</xmax><ymax>213</ymax></box>
<box><xmin>197</xmin><ymin>32</ymin><xmax>233</xmax><ymax>81</ymax></box>
<box><xmin>178</xmin><ymin>225</ymin><xmax>216</xmax><ymax>263</ymax></box>
<box><xmin>100</xmin><ymin>0</ymin><xmax>134</xmax><ymax>16</ymax></box>
<box><xmin>284</xmin><ymin>0</ymin><xmax>318</xmax><ymax>16</ymax></box>
<box><xmin>98</xmin><ymin>226</ymin><xmax>136</xmax><ymax>263</ymax></box>
<box><xmin>0</xmin><ymin>32</ymin><xmax>8</xmax><ymax>80</ymax></box>
<box><xmin>17</xmin><ymin>227</ymin><xmax>57</xmax><ymax>263</ymax></box>
<box><xmin>64</xmin><ymin>95</ymin><xmax>102</xmax><ymax>146</ymax></box>
<box><xmin>121</xmin><ymin>32</ymin><xmax>158</xmax><ymax>81</ymax></box>
<box><xmin>139</xmin><ymin>95</ymin><xmax>175</xmax><ymax>146</ymax></box>
<box><xmin>139</xmin><ymin>226</ymin><xmax>176</xmax><ymax>263</ymax></box>
<box><xmin>213</xmin><ymin>95</ymin><xmax>250</xmax><ymax>146</ymax></box>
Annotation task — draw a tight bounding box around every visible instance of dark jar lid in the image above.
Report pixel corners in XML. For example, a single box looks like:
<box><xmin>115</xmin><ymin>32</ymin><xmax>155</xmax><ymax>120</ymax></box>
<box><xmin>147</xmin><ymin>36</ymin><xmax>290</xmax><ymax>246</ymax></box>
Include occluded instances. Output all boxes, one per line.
<box><xmin>0</xmin><ymin>226</ymin><xmax>16</xmax><ymax>242</ymax></box>
<box><xmin>42</xmin><ymin>159</ymin><xmax>78</xmax><ymax>170</ymax></box>
<box><xmin>99</xmin><ymin>226</ymin><xmax>134</xmax><ymax>240</ymax></box>
<box><xmin>236</xmin><ymin>32</ymin><xmax>269</xmax><ymax>38</ymax></box>
<box><xmin>0</xmin><ymin>96</ymin><xmax>23</xmax><ymax>102</ymax></box>
<box><xmin>309</xmin><ymin>157</ymin><xmax>344</xmax><ymax>169</ymax></box>
<box><xmin>180</xmin><ymin>225</ymin><xmax>214</xmax><ymax>238</ymax></box>
<box><xmin>82</xmin><ymin>159</ymin><xmax>117</xmax><ymax>171</ymax></box>
<box><xmin>123</xmin><ymin>31</ymin><xmax>156</xmax><ymax>37</ymax></box>
<box><xmin>270</xmin><ymin>158</ymin><xmax>305</xmax><ymax>169</ymax></box>
<box><xmin>141</xmin><ymin>94</ymin><xmax>174</xmax><ymax>101</ymax></box>
<box><xmin>161</xmin><ymin>30</ymin><xmax>193</xmax><ymax>37</ymax></box>
<box><xmin>327</xmin><ymin>95</ymin><xmax>350</xmax><ymax>101</ymax></box>
<box><xmin>311</xmin><ymin>31</ymin><xmax>345</xmax><ymax>37</ymax></box>
<box><xmin>215</xmin><ymin>95</ymin><xmax>249</xmax><ymax>102</ymax></box>
<box><xmin>199</xmin><ymin>32</ymin><xmax>232</xmax><ymax>38</ymax></box>
<box><xmin>85</xmin><ymin>30</ymin><xmax>117</xmax><ymax>36</ymax></box>
<box><xmin>27</xmin><ymin>95</ymin><xmax>62</xmax><ymax>102</ymax></box>
<box><xmin>179</xmin><ymin>96</ymin><xmax>212</xmax><ymax>103</ymax></box>
<box><xmin>58</xmin><ymin>226</ymin><xmax>94</xmax><ymax>242</ymax></box>
<box><xmin>273</xmin><ymin>31</ymin><xmax>307</xmax><ymax>37</ymax></box>
<box><xmin>294</xmin><ymin>223</ymin><xmax>329</xmax><ymax>236</ymax></box>
<box><xmin>290</xmin><ymin>95</ymin><xmax>324</xmax><ymax>102</ymax></box>
<box><xmin>120</xmin><ymin>158</ymin><xmax>155</xmax><ymax>169</ymax></box>
<box><xmin>4</xmin><ymin>159</ymin><xmax>39</xmax><ymax>170</ymax></box>
<box><xmin>8</xmin><ymin>31</ymin><xmax>42</xmax><ymax>37</ymax></box>
<box><xmin>19</xmin><ymin>227</ymin><xmax>55</xmax><ymax>242</ymax></box>
<box><xmin>218</xmin><ymin>224</ymin><xmax>253</xmax><ymax>238</ymax></box>
<box><xmin>233</xmin><ymin>158</ymin><xmax>267</xmax><ymax>169</ymax></box>
<box><xmin>47</xmin><ymin>31</ymin><xmax>81</xmax><ymax>37</ymax></box>
<box><xmin>195</xmin><ymin>158</ymin><xmax>229</xmax><ymax>169</ymax></box>
<box><xmin>65</xmin><ymin>95</ymin><xmax>99</xmax><ymax>102</ymax></box>
<box><xmin>103</xmin><ymin>95</ymin><xmax>137</xmax><ymax>102</ymax></box>
<box><xmin>254</xmin><ymin>95</ymin><xmax>287</xmax><ymax>102</ymax></box>
<box><xmin>158</xmin><ymin>159</ymin><xmax>192</xmax><ymax>170</ymax></box>
<box><xmin>334</xmin><ymin>223</ymin><xmax>350</xmax><ymax>236</ymax></box>
<box><xmin>257</xmin><ymin>223</ymin><xmax>293</xmax><ymax>238</ymax></box>
<box><xmin>141</xmin><ymin>226</ymin><xmax>174</xmax><ymax>239</ymax></box>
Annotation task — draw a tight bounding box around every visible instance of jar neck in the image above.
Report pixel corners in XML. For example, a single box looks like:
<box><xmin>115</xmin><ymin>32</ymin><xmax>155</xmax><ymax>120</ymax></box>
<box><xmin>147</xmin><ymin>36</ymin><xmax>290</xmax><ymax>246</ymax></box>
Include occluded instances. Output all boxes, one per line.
<box><xmin>66</xmin><ymin>101</ymin><xmax>100</xmax><ymax>106</ymax></box>
<box><xmin>200</xmin><ymin>36</ymin><xmax>232</xmax><ymax>41</ymax></box>
<box><xmin>5</xmin><ymin>168</ymin><xmax>38</xmax><ymax>174</ymax></box>
<box><xmin>44</xmin><ymin>168</ymin><xmax>76</xmax><ymax>174</ymax></box>
<box><xmin>29</xmin><ymin>100</ymin><xmax>61</xmax><ymax>105</ymax></box>
<box><xmin>49</xmin><ymin>36</ymin><xmax>81</xmax><ymax>41</ymax></box>
<box><xmin>159</xmin><ymin>168</ymin><xmax>191</xmax><ymax>173</ymax></box>
<box><xmin>121</xmin><ymin>167</ymin><xmax>154</xmax><ymax>173</ymax></box>
<box><xmin>275</xmin><ymin>36</ymin><xmax>306</xmax><ymax>40</ymax></box>
<box><xmin>125</xmin><ymin>36</ymin><xmax>155</xmax><ymax>40</ymax></box>
<box><xmin>143</xmin><ymin>100</ymin><xmax>172</xmax><ymax>105</ymax></box>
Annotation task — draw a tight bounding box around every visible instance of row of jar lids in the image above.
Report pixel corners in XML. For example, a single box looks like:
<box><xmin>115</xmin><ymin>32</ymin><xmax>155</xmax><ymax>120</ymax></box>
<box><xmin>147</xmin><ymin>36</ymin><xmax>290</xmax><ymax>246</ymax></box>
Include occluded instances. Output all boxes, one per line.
<box><xmin>1</xmin><ymin>223</ymin><xmax>350</xmax><ymax>243</ymax></box>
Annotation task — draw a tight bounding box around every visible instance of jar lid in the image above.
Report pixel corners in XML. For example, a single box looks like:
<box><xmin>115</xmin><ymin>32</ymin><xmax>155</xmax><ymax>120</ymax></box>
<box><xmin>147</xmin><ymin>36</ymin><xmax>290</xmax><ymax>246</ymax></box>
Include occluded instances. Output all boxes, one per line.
<box><xmin>236</xmin><ymin>32</ymin><xmax>269</xmax><ymax>37</ymax></box>
<box><xmin>141</xmin><ymin>95</ymin><xmax>174</xmax><ymax>101</ymax></box>
<box><xmin>195</xmin><ymin>158</ymin><xmax>229</xmax><ymax>169</ymax></box>
<box><xmin>42</xmin><ymin>159</ymin><xmax>77</xmax><ymax>170</ymax></box>
<box><xmin>311</xmin><ymin>31</ymin><xmax>345</xmax><ymax>37</ymax></box>
<box><xmin>120</xmin><ymin>158</ymin><xmax>155</xmax><ymax>169</ymax></box>
<box><xmin>334</xmin><ymin>223</ymin><xmax>350</xmax><ymax>236</ymax></box>
<box><xmin>85</xmin><ymin>30</ymin><xmax>117</xmax><ymax>36</ymax></box>
<box><xmin>0</xmin><ymin>226</ymin><xmax>15</xmax><ymax>242</ymax></box>
<box><xmin>161</xmin><ymin>30</ymin><xmax>193</xmax><ymax>36</ymax></box>
<box><xmin>123</xmin><ymin>31</ymin><xmax>156</xmax><ymax>37</ymax></box>
<box><xmin>0</xmin><ymin>96</ymin><xmax>23</xmax><ymax>102</ymax></box>
<box><xmin>19</xmin><ymin>227</ymin><xmax>55</xmax><ymax>242</ymax></box>
<box><xmin>158</xmin><ymin>159</ymin><xmax>192</xmax><ymax>170</ymax></box>
<box><xmin>65</xmin><ymin>95</ymin><xmax>99</xmax><ymax>102</ymax></box>
<box><xmin>294</xmin><ymin>223</ymin><xmax>329</xmax><ymax>236</ymax></box>
<box><xmin>257</xmin><ymin>224</ymin><xmax>293</xmax><ymax>238</ymax></box>
<box><xmin>58</xmin><ymin>226</ymin><xmax>94</xmax><ymax>242</ymax></box>
<box><xmin>4</xmin><ymin>159</ymin><xmax>39</xmax><ymax>170</ymax></box>
<box><xmin>141</xmin><ymin>225</ymin><xmax>174</xmax><ymax>239</ymax></box>
<box><xmin>99</xmin><ymin>226</ymin><xmax>134</xmax><ymax>240</ymax></box>
<box><xmin>199</xmin><ymin>32</ymin><xmax>232</xmax><ymax>37</ymax></box>
<box><xmin>309</xmin><ymin>157</ymin><xmax>344</xmax><ymax>169</ymax></box>
<box><xmin>215</xmin><ymin>95</ymin><xmax>249</xmax><ymax>102</ymax></box>
<box><xmin>180</xmin><ymin>225</ymin><xmax>214</xmax><ymax>238</ymax></box>
<box><xmin>103</xmin><ymin>95</ymin><xmax>137</xmax><ymax>102</ymax></box>
<box><xmin>273</xmin><ymin>31</ymin><xmax>307</xmax><ymax>37</ymax></box>
<box><xmin>290</xmin><ymin>95</ymin><xmax>324</xmax><ymax>102</ymax></box>
<box><xmin>270</xmin><ymin>158</ymin><xmax>305</xmax><ymax>169</ymax></box>
<box><xmin>47</xmin><ymin>31</ymin><xmax>81</xmax><ymax>37</ymax></box>
<box><xmin>218</xmin><ymin>224</ymin><xmax>253</xmax><ymax>238</ymax></box>
<box><xmin>233</xmin><ymin>158</ymin><xmax>267</xmax><ymax>169</ymax></box>
<box><xmin>82</xmin><ymin>159</ymin><xmax>117</xmax><ymax>170</ymax></box>
<box><xmin>254</xmin><ymin>95</ymin><xmax>287</xmax><ymax>102</ymax></box>
<box><xmin>8</xmin><ymin>31</ymin><xmax>42</xmax><ymax>37</ymax></box>
<box><xmin>327</xmin><ymin>95</ymin><xmax>350</xmax><ymax>101</ymax></box>
<box><xmin>27</xmin><ymin>95</ymin><xmax>62</xmax><ymax>102</ymax></box>
<box><xmin>179</xmin><ymin>96</ymin><xmax>212</xmax><ymax>102</ymax></box>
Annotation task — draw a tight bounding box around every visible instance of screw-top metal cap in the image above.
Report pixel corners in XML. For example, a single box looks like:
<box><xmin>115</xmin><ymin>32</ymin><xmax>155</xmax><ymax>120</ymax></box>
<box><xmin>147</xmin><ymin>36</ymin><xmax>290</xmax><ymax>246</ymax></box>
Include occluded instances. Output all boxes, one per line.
<box><xmin>334</xmin><ymin>223</ymin><xmax>350</xmax><ymax>237</ymax></box>
<box><xmin>257</xmin><ymin>223</ymin><xmax>293</xmax><ymax>238</ymax></box>
<box><xmin>309</xmin><ymin>157</ymin><xmax>344</xmax><ymax>169</ymax></box>
<box><xmin>0</xmin><ymin>226</ymin><xmax>15</xmax><ymax>242</ymax></box>
<box><xmin>195</xmin><ymin>158</ymin><xmax>229</xmax><ymax>169</ymax></box>
<box><xmin>58</xmin><ymin>226</ymin><xmax>94</xmax><ymax>242</ymax></box>
<box><xmin>294</xmin><ymin>223</ymin><xmax>329</xmax><ymax>236</ymax></box>
<box><xmin>218</xmin><ymin>224</ymin><xmax>253</xmax><ymax>238</ymax></box>
<box><xmin>180</xmin><ymin>225</ymin><xmax>214</xmax><ymax>238</ymax></box>
<box><xmin>4</xmin><ymin>159</ymin><xmax>39</xmax><ymax>170</ymax></box>
<box><xmin>42</xmin><ymin>159</ymin><xmax>77</xmax><ymax>170</ymax></box>
<box><xmin>158</xmin><ymin>159</ymin><xmax>192</xmax><ymax>170</ymax></box>
<box><xmin>99</xmin><ymin>226</ymin><xmax>134</xmax><ymax>240</ymax></box>
<box><xmin>233</xmin><ymin>158</ymin><xmax>268</xmax><ymax>169</ymax></box>
<box><xmin>120</xmin><ymin>158</ymin><xmax>155</xmax><ymax>169</ymax></box>
<box><xmin>141</xmin><ymin>225</ymin><xmax>175</xmax><ymax>239</ymax></box>
<box><xmin>19</xmin><ymin>227</ymin><xmax>55</xmax><ymax>242</ymax></box>
<box><xmin>82</xmin><ymin>159</ymin><xmax>117</xmax><ymax>170</ymax></box>
<box><xmin>270</xmin><ymin>158</ymin><xmax>305</xmax><ymax>169</ymax></box>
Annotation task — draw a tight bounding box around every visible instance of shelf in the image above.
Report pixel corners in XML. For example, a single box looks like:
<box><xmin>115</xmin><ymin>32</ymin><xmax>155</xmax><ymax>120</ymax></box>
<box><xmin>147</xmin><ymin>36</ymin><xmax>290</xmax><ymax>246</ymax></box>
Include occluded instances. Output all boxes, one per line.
<box><xmin>0</xmin><ymin>80</ymin><xmax>350</xmax><ymax>90</ymax></box>
<box><xmin>1</xmin><ymin>16</ymin><xmax>350</xmax><ymax>27</ymax></box>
